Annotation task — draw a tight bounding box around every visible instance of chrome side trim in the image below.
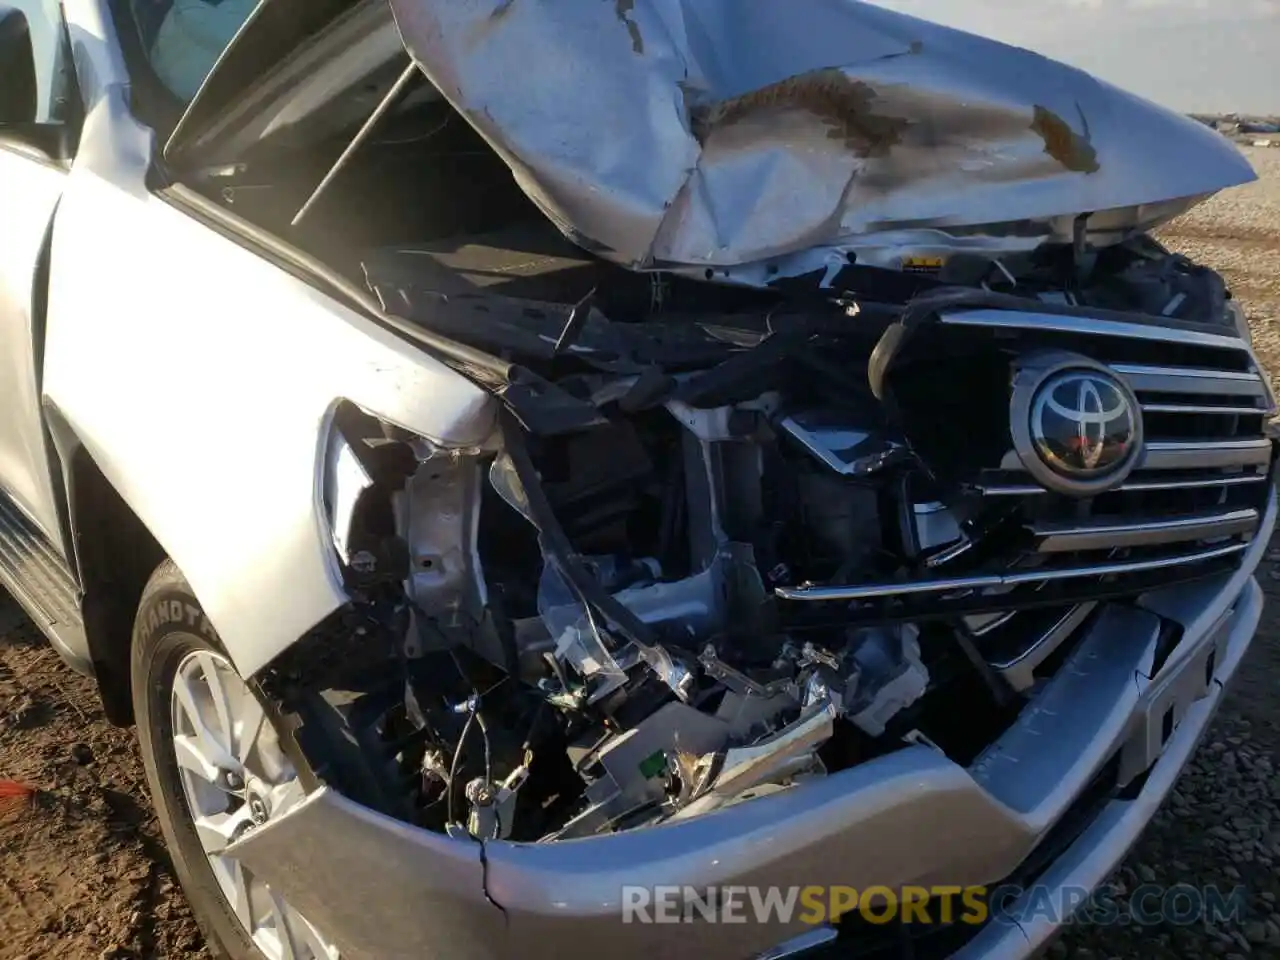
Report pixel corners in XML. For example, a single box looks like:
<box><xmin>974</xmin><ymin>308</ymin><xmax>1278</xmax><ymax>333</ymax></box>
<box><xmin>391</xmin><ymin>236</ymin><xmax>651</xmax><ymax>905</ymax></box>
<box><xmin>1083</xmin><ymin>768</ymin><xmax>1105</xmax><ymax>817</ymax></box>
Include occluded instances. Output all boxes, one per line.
<box><xmin>1111</xmin><ymin>362</ymin><xmax>1267</xmax><ymax>398</ymax></box>
<box><xmin>1141</xmin><ymin>439</ymin><xmax>1273</xmax><ymax>470</ymax></box>
<box><xmin>939</xmin><ymin>309</ymin><xmax>1248</xmax><ymax>351</ymax></box>
<box><xmin>774</xmin><ymin>541</ymin><xmax>1249</xmax><ymax>602</ymax></box>
<box><xmin>979</xmin><ymin>473</ymin><xmax>1268</xmax><ymax>496</ymax></box>
<box><xmin>1031</xmin><ymin>508</ymin><xmax>1260</xmax><ymax>553</ymax></box>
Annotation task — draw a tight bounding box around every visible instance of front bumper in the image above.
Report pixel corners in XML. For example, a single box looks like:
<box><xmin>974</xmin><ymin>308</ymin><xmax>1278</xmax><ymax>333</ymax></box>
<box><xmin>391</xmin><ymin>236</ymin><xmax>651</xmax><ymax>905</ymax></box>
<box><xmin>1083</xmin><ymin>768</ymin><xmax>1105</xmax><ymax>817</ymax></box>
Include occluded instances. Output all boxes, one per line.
<box><xmin>227</xmin><ymin>490</ymin><xmax>1275</xmax><ymax>960</ymax></box>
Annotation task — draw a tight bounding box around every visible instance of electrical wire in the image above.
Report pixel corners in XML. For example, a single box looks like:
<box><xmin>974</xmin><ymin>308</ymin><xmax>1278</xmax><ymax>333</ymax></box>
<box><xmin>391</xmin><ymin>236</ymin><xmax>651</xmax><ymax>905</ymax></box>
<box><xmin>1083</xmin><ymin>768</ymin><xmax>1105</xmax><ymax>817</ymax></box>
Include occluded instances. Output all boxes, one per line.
<box><xmin>443</xmin><ymin>647</ymin><xmax>496</xmax><ymax>826</ymax></box>
<box><xmin>446</xmin><ymin>704</ymin><xmax>478</xmax><ymax>826</ymax></box>
<box><xmin>474</xmin><ymin>709</ymin><xmax>494</xmax><ymax>788</ymax></box>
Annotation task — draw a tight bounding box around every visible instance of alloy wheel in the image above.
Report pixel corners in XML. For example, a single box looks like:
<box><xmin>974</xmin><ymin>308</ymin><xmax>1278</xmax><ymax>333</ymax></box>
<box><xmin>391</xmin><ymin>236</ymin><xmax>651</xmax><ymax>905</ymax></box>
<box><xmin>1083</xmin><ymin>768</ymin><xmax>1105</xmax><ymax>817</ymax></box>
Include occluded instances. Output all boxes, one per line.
<box><xmin>170</xmin><ymin>649</ymin><xmax>339</xmax><ymax>960</ymax></box>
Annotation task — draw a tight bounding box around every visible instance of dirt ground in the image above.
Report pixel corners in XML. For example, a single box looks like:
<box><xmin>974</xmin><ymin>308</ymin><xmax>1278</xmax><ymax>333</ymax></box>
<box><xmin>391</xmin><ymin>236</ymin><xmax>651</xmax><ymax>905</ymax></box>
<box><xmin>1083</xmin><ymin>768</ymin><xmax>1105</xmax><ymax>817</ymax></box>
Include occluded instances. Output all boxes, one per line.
<box><xmin>0</xmin><ymin>600</ymin><xmax>207</xmax><ymax>960</ymax></box>
<box><xmin>3</xmin><ymin>148</ymin><xmax>1280</xmax><ymax>960</ymax></box>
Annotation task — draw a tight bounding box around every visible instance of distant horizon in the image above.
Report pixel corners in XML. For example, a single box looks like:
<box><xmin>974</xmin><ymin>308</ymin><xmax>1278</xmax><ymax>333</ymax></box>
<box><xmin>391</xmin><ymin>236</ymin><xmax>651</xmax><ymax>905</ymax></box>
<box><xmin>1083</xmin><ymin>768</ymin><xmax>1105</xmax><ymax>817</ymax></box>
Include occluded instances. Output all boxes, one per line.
<box><xmin>865</xmin><ymin>0</ymin><xmax>1280</xmax><ymax>116</ymax></box>
<box><xmin>1191</xmin><ymin>112</ymin><xmax>1280</xmax><ymax>120</ymax></box>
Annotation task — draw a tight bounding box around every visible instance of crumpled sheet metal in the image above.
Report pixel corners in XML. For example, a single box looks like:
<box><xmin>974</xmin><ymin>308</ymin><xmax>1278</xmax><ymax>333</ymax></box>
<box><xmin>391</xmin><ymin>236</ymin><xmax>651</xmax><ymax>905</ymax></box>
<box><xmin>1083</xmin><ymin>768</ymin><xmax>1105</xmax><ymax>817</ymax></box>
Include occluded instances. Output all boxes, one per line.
<box><xmin>387</xmin><ymin>0</ymin><xmax>1255</xmax><ymax>278</ymax></box>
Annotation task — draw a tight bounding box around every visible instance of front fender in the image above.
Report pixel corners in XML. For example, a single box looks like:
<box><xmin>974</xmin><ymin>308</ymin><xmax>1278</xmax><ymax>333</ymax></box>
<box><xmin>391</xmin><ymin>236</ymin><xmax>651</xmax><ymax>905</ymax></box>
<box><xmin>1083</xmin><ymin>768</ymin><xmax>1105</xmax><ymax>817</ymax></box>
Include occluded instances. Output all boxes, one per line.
<box><xmin>42</xmin><ymin>74</ymin><xmax>497</xmax><ymax>678</ymax></box>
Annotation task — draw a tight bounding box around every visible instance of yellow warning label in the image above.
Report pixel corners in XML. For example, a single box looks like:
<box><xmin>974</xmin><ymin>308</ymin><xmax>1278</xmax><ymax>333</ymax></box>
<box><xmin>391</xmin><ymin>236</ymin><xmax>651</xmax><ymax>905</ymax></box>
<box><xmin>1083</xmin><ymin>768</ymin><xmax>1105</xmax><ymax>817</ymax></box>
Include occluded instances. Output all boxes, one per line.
<box><xmin>901</xmin><ymin>255</ymin><xmax>946</xmax><ymax>273</ymax></box>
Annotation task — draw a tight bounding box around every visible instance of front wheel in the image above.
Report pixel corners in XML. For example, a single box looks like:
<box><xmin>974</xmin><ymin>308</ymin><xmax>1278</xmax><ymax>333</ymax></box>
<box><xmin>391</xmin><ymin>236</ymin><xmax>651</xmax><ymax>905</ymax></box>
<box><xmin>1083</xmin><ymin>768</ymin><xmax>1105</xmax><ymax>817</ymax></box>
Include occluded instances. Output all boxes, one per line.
<box><xmin>131</xmin><ymin>560</ymin><xmax>339</xmax><ymax>960</ymax></box>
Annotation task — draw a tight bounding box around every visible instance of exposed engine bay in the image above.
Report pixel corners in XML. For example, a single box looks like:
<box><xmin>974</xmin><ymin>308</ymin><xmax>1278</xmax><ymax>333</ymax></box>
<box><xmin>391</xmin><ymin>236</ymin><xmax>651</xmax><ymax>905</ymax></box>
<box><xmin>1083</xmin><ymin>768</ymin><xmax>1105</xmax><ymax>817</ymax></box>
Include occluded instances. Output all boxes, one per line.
<box><xmin>258</xmin><ymin>212</ymin><xmax>1269</xmax><ymax>844</ymax></box>
<box><xmin>182</xmin><ymin>0</ymin><xmax>1271</xmax><ymax>850</ymax></box>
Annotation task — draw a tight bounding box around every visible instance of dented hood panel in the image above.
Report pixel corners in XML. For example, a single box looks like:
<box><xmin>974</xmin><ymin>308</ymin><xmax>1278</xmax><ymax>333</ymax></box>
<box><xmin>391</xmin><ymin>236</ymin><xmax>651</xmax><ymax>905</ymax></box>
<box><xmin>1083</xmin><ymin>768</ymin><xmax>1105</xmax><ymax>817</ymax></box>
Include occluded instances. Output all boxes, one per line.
<box><xmin>387</xmin><ymin>0</ymin><xmax>1255</xmax><ymax>275</ymax></box>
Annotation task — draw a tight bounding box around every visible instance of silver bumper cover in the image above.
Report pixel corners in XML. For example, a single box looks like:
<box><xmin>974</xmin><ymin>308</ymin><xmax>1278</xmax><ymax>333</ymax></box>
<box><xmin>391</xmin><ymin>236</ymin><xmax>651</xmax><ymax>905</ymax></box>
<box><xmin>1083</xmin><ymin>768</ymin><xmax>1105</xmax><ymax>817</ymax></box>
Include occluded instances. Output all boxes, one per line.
<box><xmin>227</xmin><ymin>489</ymin><xmax>1275</xmax><ymax>960</ymax></box>
<box><xmin>954</xmin><ymin>578</ymin><xmax>1262</xmax><ymax>960</ymax></box>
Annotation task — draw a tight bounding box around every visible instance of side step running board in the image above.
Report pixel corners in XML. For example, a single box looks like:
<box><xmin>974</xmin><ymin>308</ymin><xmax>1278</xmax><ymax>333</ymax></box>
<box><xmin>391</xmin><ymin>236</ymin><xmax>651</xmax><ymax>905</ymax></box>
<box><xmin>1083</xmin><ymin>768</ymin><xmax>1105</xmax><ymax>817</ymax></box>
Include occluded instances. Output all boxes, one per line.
<box><xmin>0</xmin><ymin>491</ymin><xmax>89</xmax><ymax>670</ymax></box>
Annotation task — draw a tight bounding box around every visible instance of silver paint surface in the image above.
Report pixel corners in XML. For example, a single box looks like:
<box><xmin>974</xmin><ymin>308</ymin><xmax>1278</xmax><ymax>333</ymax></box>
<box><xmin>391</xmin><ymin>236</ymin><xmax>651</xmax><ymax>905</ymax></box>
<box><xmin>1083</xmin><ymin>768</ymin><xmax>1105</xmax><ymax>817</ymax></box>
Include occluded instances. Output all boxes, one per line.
<box><xmin>30</xmin><ymin>0</ymin><xmax>499</xmax><ymax>678</ymax></box>
<box><xmin>388</xmin><ymin>0</ymin><xmax>1255</xmax><ymax>277</ymax></box>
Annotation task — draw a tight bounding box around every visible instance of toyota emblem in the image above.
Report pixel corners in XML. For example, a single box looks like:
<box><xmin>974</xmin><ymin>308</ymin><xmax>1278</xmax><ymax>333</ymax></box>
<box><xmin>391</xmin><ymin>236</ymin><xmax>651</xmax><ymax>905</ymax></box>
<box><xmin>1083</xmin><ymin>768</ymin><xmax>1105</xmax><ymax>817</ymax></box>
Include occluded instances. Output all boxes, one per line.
<box><xmin>1010</xmin><ymin>352</ymin><xmax>1144</xmax><ymax>496</ymax></box>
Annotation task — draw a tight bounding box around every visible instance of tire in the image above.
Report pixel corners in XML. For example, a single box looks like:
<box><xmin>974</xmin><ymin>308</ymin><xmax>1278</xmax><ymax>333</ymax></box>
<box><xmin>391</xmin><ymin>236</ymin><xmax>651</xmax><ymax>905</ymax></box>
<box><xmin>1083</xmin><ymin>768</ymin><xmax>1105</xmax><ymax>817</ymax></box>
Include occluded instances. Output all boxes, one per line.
<box><xmin>131</xmin><ymin>560</ymin><xmax>334</xmax><ymax>960</ymax></box>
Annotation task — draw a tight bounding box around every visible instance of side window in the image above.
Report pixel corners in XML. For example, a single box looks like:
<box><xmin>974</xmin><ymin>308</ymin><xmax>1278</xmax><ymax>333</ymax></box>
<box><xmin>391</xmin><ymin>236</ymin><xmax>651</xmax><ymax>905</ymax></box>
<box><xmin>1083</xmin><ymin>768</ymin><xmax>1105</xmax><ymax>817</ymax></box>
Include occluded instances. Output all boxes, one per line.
<box><xmin>131</xmin><ymin>0</ymin><xmax>260</xmax><ymax>104</ymax></box>
<box><xmin>3</xmin><ymin>0</ymin><xmax>76</xmax><ymax>124</ymax></box>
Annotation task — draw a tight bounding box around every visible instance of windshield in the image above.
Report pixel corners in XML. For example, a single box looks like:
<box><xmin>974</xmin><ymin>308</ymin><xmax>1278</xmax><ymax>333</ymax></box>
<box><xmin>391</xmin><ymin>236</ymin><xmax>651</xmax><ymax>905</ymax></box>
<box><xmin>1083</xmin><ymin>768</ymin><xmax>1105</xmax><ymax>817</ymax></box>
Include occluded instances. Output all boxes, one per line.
<box><xmin>130</xmin><ymin>0</ymin><xmax>259</xmax><ymax>103</ymax></box>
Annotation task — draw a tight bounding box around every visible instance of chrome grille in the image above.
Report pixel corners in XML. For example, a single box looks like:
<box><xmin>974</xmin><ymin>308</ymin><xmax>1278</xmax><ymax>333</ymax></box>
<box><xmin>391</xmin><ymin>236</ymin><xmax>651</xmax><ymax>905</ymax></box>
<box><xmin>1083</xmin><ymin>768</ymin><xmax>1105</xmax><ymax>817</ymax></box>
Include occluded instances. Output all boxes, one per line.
<box><xmin>775</xmin><ymin>307</ymin><xmax>1277</xmax><ymax>618</ymax></box>
<box><xmin>961</xmin><ymin>309</ymin><xmax>1275</xmax><ymax>586</ymax></box>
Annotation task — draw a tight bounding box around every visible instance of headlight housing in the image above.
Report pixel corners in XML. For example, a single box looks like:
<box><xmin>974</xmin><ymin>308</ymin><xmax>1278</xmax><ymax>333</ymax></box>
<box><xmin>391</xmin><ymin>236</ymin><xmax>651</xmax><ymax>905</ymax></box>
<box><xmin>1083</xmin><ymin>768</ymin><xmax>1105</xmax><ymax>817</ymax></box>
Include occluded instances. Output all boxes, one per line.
<box><xmin>320</xmin><ymin>402</ymin><xmax>417</xmax><ymax>586</ymax></box>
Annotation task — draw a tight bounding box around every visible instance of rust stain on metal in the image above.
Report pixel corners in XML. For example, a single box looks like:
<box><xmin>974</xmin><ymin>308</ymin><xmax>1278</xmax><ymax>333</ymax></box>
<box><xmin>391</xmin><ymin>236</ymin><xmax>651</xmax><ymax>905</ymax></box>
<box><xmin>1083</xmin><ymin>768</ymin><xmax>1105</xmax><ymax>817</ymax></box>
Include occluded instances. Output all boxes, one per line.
<box><xmin>689</xmin><ymin>69</ymin><xmax>910</xmax><ymax>157</ymax></box>
<box><xmin>1030</xmin><ymin>105</ymin><xmax>1100</xmax><ymax>173</ymax></box>
<box><xmin>614</xmin><ymin>0</ymin><xmax>644</xmax><ymax>54</ymax></box>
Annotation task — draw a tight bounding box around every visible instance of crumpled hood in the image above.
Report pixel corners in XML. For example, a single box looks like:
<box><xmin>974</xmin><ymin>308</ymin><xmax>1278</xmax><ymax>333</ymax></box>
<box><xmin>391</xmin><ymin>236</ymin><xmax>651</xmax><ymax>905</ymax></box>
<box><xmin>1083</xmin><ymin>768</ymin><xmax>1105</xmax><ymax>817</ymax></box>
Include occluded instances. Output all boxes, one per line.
<box><xmin>387</xmin><ymin>0</ymin><xmax>1255</xmax><ymax>279</ymax></box>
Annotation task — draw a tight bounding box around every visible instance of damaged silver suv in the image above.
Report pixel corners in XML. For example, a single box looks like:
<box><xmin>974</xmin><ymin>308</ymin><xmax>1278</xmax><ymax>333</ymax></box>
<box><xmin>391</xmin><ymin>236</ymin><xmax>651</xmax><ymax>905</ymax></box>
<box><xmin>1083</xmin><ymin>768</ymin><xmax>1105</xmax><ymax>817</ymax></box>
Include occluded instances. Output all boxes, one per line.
<box><xmin>0</xmin><ymin>1</ymin><xmax>1274</xmax><ymax>958</ymax></box>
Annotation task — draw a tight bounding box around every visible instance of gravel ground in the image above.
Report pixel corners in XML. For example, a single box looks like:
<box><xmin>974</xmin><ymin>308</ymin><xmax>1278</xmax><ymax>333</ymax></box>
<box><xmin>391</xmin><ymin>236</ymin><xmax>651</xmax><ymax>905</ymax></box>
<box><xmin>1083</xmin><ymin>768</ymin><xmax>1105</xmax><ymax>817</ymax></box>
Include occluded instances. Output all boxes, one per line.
<box><xmin>2</xmin><ymin>148</ymin><xmax>1280</xmax><ymax>960</ymax></box>
<box><xmin>1159</xmin><ymin>149</ymin><xmax>1280</xmax><ymax>401</ymax></box>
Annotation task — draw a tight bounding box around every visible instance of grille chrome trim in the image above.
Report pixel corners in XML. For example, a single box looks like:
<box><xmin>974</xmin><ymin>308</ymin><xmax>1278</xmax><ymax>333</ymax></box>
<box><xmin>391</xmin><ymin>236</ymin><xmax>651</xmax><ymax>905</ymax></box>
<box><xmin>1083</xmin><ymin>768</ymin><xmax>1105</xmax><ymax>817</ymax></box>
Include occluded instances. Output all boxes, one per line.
<box><xmin>1001</xmin><ymin>439</ymin><xmax>1274</xmax><ymax>473</ymax></box>
<box><xmin>940</xmin><ymin>309</ymin><xmax>1248</xmax><ymax>350</ymax></box>
<box><xmin>978</xmin><ymin>473</ymin><xmax>1269</xmax><ymax>496</ymax></box>
<box><xmin>1141</xmin><ymin>439</ymin><xmax>1273</xmax><ymax>470</ymax></box>
<box><xmin>1111</xmin><ymin>362</ymin><xmax>1268</xmax><ymax>398</ymax></box>
<box><xmin>774</xmin><ymin>541</ymin><xmax>1250</xmax><ymax>602</ymax></box>
<box><xmin>1141</xmin><ymin>403</ymin><xmax>1266</xmax><ymax>416</ymax></box>
<box><xmin>1031</xmin><ymin>508</ymin><xmax>1260</xmax><ymax>553</ymax></box>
